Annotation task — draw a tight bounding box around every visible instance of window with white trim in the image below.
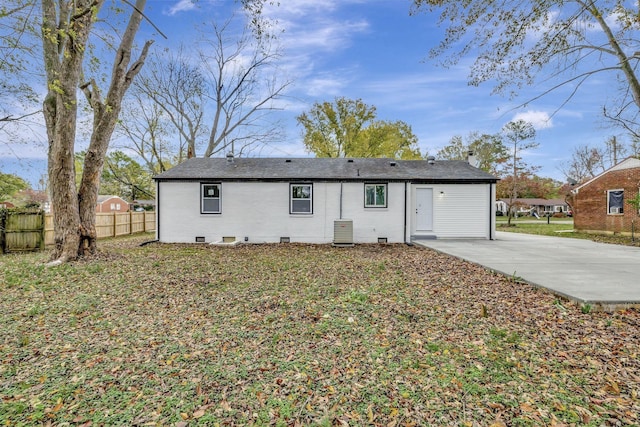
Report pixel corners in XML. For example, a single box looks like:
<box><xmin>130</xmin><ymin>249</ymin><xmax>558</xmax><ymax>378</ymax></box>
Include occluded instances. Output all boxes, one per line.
<box><xmin>364</xmin><ymin>183</ymin><xmax>387</xmax><ymax>208</ymax></box>
<box><xmin>607</xmin><ymin>189</ymin><xmax>624</xmax><ymax>214</ymax></box>
<box><xmin>201</xmin><ymin>183</ymin><xmax>221</xmax><ymax>214</ymax></box>
<box><xmin>290</xmin><ymin>184</ymin><xmax>312</xmax><ymax>214</ymax></box>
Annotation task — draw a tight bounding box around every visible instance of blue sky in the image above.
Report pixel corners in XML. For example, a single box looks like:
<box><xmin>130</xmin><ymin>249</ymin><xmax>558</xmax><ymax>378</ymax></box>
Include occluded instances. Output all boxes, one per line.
<box><xmin>0</xmin><ymin>0</ymin><xmax>624</xmax><ymax>187</ymax></box>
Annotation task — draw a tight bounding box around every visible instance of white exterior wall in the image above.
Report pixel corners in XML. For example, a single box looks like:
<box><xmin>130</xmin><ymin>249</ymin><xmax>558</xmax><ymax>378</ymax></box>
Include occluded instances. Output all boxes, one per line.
<box><xmin>410</xmin><ymin>183</ymin><xmax>493</xmax><ymax>239</ymax></box>
<box><xmin>157</xmin><ymin>181</ymin><xmax>407</xmax><ymax>244</ymax></box>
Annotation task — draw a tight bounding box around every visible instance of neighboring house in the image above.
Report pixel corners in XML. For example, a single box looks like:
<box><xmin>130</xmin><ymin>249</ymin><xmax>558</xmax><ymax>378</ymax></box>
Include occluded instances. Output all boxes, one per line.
<box><xmin>571</xmin><ymin>157</ymin><xmax>640</xmax><ymax>236</ymax></box>
<box><xmin>96</xmin><ymin>195</ymin><xmax>129</xmax><ymax>213</ymax></box>
<box><xmin>496</xmin><ymin>198</ymin><xmax>569</xmax><ymax>216</ymax></box>
<box><xmin>153</xmin><ymin>156</ymin><xmax>498</xmax><ymax>244</ymax></box>
<box><xmin>0</xmin><ymin>201</ymin><xmax>15</xmax><ymax>209</ymax></box>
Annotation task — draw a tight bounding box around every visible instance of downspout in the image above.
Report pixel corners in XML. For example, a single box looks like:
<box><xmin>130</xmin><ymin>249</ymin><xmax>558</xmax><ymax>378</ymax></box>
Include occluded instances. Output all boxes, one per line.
<box><xmin>339</xmin><ymin>182</ymin><xmax>343</xmax><ymax>219</ymax></box>
<box><xmin>489</xmin><ymin>182</ymin><xmax>494</xmax><ymax>240</ymax></box>
<box><xmin>156</xmin><ymin>180</ymin><xmax>160</xmax><ymax>241</ymax></box>
<box><xmin>404</xmin><ymin>181</ymin><xmax>408</xmax><ymax>244</ymax></box>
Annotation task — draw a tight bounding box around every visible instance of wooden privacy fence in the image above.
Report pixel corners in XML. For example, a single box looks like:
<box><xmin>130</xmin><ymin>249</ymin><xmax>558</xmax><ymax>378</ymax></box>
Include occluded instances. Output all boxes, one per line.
<box><xmin>1</xmin><ymin>210</ymin><xmax>155</xmax><ymax>253</ymax></box>
<box><xmin>44</xmin><ymin>212</ymin><xmax>156</xmax><ymax>246</ymax></box>
<box><xmin>0</xmin><ymin>209</ymin><xmax>45</xmax><ymax>253</ymax></box>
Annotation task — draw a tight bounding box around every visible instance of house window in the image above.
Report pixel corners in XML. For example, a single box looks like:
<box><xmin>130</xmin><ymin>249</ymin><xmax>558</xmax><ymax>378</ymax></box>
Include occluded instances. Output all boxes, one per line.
<box><xmin>110</xmin><ymin>203</ymin><xmax>115</xmax><ymax>210</ymax></box>
<box><xmin>607</xmin><ymin>189</ymin><xmax>624</xmax><ymax>214</ymax></box>
<box><xmin>290</xmin><ymin>184</ymin><xmax>312</xmax><ymax>214</ymax></box>
<box><xmin>365</xmin><ymin>184</ymin><xmax>387</xmax><ymax>208</ymax></box>
<box><xmin>201</xmin><ymin>183</ymin><xmax>221</xmax><ymax>214</ymax></box>
<box><xmin>116</xmin><ymin>203</ymin><xmax>121</xmax><ymax>210</ymax></box>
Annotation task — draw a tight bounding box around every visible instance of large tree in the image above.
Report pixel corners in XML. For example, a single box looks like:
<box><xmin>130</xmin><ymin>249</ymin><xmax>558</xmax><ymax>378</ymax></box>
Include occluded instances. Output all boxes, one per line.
<box><xmin>42</xmin><ymin>0</ymin><xmax>152</xmax><ymax>263</ymax></box>
<box><xmin>124</xmin><ymin>47</ymin><xmax>205</xmax><ymax>164</ymax></box>
<box><xmin>117</xmin><ymin>90</ymin><xmax>174</xmax><ymax>175</ymax></box>
<box><xmin>436</xmin><ymin>132</ymin><xmax>508</xmax><ymax>175</ymax></box>
<box><xmin>297</xmin><ymin>97</ymin><xmax>422</xmax><ymax>159</ymax></box>
<box><xmin>121</xmin><ymin>15</ymin><xmax>288</xmax><ymax>161</ymax></box>
<box><xmin>499</xmin><ymin>120</ymin><xmax>538</xmax><ymax>226</ymax></box>
<box><xmin>4</xmin><ymin>1</ymin><xmax>272</xmax><ymax>264</ymax></box>
<box><xmin>561</xmin><ymin>144</ymin><xmax>607</xmax><ymax>183</ymax></box>
<box><xmin>100</xmin><ymin>151</ymin><xmax>155</xmax><ymax>202</ymax></box>
<box><xmin>200</xmin><ymin>17</ymin><xmax>290</xmax><ymax>157</ymax></box>
<box><xmin>412</xmin><ymin>1</ymin><xmax>640</xmax><ymax>134</ymax></box>
<box><xmin>561</xmin><ymin>136</ymin><xmax>630</xmax><ymax>183</ymax></box>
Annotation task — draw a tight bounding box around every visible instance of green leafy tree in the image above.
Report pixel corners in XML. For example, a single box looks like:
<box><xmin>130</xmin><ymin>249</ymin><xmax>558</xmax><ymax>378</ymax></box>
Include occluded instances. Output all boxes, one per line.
<box><xmin>412</xmin><ymin>1</ymin><xmax>640</xmax><ymax>135</ymax></box>
<box><xmin>437</xmin><ymin>132</ymin><xmax>507</xmax><ymax>174</ymax></box>
<box><xmin>100</xmin><ymin>151</ymin><xmax>154</xmax><ymax>201</ymax></box>
<box><xmin>297</xmin><ymin>97</ymin><xmax>422</xmax><ymax>159</ymax></box>
<box><xmin>0</xmin><ymin>171</ymin><xmax>29</xmax><ymax>201</ymax></box>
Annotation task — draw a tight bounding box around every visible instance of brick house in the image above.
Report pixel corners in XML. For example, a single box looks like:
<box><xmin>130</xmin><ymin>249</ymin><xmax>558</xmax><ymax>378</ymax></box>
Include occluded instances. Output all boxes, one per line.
<box><xmin>96</xmin><ymin>195</ymin><xmax>129</xmax><ymax>213</ymax></box>
<box><xmin>571</xmin><ymin>157</ymin><xmax>640</xmax><ymax>235</ymax></box>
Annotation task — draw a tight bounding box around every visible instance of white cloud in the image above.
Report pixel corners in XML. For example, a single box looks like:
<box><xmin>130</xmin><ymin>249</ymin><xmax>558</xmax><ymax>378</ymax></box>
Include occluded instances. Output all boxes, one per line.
<box><xmin>166</xmin><ymin>0</ymin><xmax>197</xmax><ymax>16</ymax></box>
<box><xmin>262</xmin><ymin>0</ymin><xmax>340</xmax><ymax>18</ymax></box>
<box><xmin>262</xmin><ymin>3</ymin><xmax>370</xmax><ymax>103</ymax></box>
<box><xmin>262</xmin><ymin>0</ymin><xmax>367</xmax><ymax>20</ymax></box>
<box><xmin>283</xmin><ymin>19</ymin><xmax>369</xmax><ymax>52</ymax></box>
<box><xmin>304</xmin><ymin>75</ymin><xmax>350</xmax><ymax>97</ymax></box>
<box><xmin>512</xmin><ymin>110</ymin><xmax>553</xmax><ymax>130</ymax></box>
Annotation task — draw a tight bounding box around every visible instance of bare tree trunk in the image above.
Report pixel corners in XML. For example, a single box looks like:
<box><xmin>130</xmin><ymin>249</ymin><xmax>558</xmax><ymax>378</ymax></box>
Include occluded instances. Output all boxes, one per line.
<box><xmin>42</xmin><ymin>0</ymin><xmax>98</xmax><ymax>263</ymax></box>
<box><xmin>44</xmin><ymin>95</ymin><xmax>81</xmax><ymax>261</ymax></box>
<box><xmin>41</xmin><ymin>0</ymin><xmax>151</xmax><ymax>261</ymax></box>
<box><xmin>78</xmin><ymin>0</ymin><xmax>152</xmax><ymax>254</ymax></box>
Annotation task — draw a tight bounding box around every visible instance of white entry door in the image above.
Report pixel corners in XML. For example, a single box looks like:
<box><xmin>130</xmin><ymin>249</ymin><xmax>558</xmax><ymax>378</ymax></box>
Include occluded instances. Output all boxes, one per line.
<box><xmin>415</xmin><ymin>188</ymin><xmax>433</xmax><ymax>231</ymax></box>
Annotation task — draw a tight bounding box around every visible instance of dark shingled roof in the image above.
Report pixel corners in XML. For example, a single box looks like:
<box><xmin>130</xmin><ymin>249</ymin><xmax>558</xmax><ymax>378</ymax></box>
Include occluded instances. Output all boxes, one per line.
<box><xmin>153</xmin><ymin>157</ymin><xmax>498</xmax><ymax>182</ymax></box>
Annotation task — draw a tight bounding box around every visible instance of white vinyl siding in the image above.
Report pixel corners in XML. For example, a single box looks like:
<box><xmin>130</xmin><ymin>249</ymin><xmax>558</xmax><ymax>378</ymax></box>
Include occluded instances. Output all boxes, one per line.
<box><xmin>412</xmin><ymin>184</ymin><xmax>490</xmax><ymax>239</ymax></box>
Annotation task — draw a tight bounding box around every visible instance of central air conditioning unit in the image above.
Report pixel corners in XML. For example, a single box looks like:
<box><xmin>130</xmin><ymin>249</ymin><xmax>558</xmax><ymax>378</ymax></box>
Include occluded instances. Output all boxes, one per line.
<box><xmin>333</xmin><ymin>219</ymin><xmax>354</xmax><ymax>246</ymax></box>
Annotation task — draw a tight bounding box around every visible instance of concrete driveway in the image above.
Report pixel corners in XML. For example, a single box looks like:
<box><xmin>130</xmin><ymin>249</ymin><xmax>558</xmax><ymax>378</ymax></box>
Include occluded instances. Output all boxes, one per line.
<box><xmin>413</xmin><ymin>231</ymin><xmax>640</xmax><ymax>310</ymax></box>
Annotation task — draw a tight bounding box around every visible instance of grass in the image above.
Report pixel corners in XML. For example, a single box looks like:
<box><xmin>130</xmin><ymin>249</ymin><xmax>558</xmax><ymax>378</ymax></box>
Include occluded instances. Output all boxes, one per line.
<box><xmin>1</xmin><ymin>234</ymin><xmax>638</xmax><ymax>426</ymax></box>
<box><xmin>497</xmin><ymin>217</ymin><xmax>640</xmax><ymax>246</ymax></box>
<box><xmin>497</xmin><ymin>218</ymin><xmax>574</xmax><ymax>236</ymax></box>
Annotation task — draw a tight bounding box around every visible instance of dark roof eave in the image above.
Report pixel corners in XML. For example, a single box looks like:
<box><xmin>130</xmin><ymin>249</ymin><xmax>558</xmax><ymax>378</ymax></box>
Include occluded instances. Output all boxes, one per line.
<box><xmin>154</xmin><ymin>177</ymin><xmax>498</xmax><ymax>184</ymax></box>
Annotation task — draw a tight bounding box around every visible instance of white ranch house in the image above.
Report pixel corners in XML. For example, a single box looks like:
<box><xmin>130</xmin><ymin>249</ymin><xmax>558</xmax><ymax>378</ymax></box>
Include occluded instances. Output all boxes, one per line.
<box><xmin>153</xmin><ymin>156</ymin><xmax>498</xmax><ymax>244</ymax></box>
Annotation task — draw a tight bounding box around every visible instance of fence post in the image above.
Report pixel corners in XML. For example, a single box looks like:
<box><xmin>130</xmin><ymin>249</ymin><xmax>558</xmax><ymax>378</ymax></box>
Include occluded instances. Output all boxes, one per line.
<box><xmin>38</xmin><ymin>210</ymin><xmax>45</xmax><ymax>251</ymax></box>
<box><xmin>0</xmin><ymin>209</ymin><xmax>6</xmax><ymax>254</ymax></box>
